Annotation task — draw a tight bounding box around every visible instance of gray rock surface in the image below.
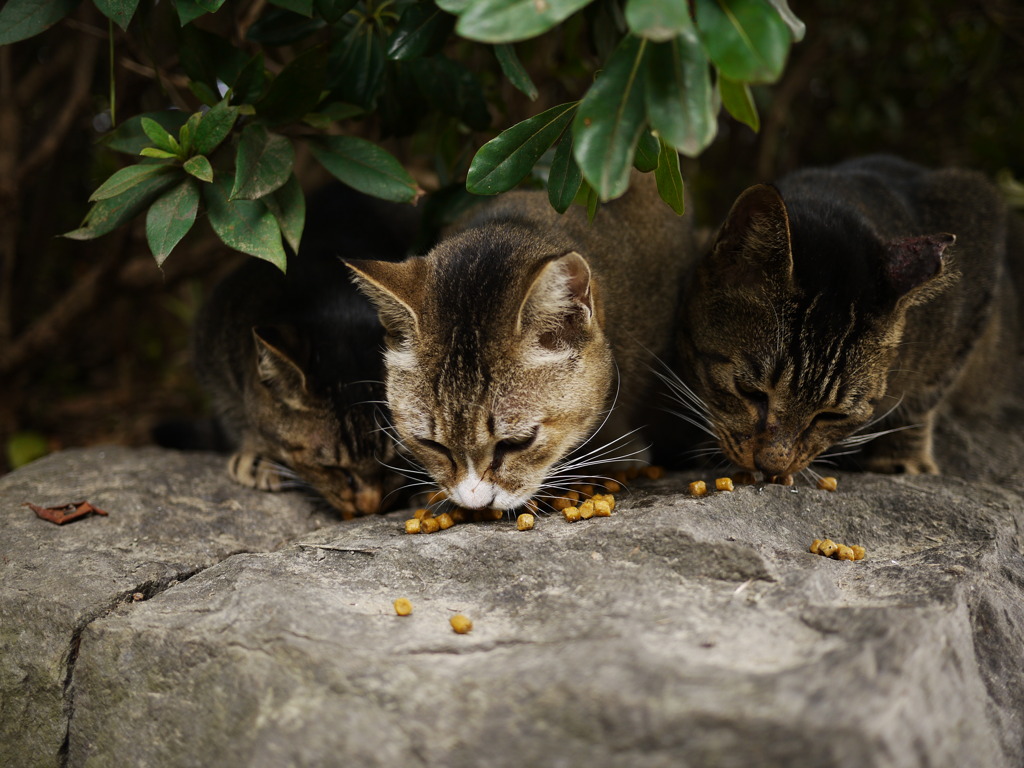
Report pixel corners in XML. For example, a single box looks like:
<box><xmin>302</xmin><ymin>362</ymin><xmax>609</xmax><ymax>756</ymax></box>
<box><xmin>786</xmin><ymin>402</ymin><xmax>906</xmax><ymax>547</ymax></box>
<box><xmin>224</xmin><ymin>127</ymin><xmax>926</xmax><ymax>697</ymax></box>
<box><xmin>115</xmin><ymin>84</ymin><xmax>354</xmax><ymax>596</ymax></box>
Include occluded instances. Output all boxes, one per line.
<box><xmin>2</xmin><ymin>399</ymin><xmax>1024</xmax><ymax>767</ymax></box>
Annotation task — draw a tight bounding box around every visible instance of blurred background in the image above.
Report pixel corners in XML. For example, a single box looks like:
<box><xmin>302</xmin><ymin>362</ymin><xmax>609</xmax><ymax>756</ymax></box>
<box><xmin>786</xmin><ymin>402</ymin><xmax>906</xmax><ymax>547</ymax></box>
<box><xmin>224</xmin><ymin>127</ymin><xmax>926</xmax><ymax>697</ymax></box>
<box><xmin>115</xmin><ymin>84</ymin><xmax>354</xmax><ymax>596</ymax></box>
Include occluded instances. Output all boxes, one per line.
<box><xmin>1</xmin><ymin>0</ymin><xmax>1022</xmax><ymax>474</ymax></box>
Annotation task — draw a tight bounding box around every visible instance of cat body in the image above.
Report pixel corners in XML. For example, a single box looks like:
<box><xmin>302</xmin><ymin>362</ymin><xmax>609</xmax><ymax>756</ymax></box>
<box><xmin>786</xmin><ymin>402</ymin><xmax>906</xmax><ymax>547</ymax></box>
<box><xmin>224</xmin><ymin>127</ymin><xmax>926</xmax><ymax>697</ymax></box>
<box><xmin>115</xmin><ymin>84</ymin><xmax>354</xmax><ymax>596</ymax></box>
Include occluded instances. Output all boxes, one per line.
<box><xmin>675</xmin><ymin>155</ymin><xmax>1018</xmax><ymax>479</ymax></box>
<box><xmin>349</xmin><ymin>172</ymin><xmax>693</xmax><ymax>510</ymax></box>
<box><xmin>193</xmin><ymin>186</ymin><xmax>418</xmax><ymax>517</ymax></box>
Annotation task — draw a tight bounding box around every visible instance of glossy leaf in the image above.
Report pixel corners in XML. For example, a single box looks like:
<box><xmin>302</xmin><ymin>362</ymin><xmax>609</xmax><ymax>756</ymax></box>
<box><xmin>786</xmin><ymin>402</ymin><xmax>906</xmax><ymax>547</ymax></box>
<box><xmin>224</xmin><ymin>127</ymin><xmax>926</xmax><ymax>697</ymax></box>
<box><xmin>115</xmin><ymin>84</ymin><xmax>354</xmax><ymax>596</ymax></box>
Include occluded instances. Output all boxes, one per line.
<box><xmin>103</xmin><ymin>112</ymin><xmax>190</xmax><ymax>155</ymax></box>
<box><xmin>263</xmin><ymin>174</ymin><xmax>306</xmax><ymax>253</ymax></box>
<box><xmin>183</xmin><ymin>155</ymin><xmax>214</xmax><ymax>183</ymax></box>
<box><xmin>141</xmin><ymin>118</ymin><xmax>181</xmax><ymax>154</ymax></box>
<box><xmin>0</xmin><ymin>0</ymin><xmax>80</xmax><ymax>44</ymax></box>
<box><xmin>230</xmin><ymin>54</ymin><xmax>266</xmax><ymax>106</ymax></box>
<box><xmin>174</xmin><ymin>0</ymin><xmax>208</xmax><ymax>26</ymax></box>
<box><xmin>547</xmin><ymin>131</ymin><xmax>582</xmax><ymax>214</ymax></box>
<box><xmin>89</xmin><ymin>164</ymin><xmax>174</xmax><ymax>202</ymax></box>
<box><xmin>315</xmin><ymin>0</ymin><xmax>357</xmax><ymax>22</ymax></box>
<box><xmin>625</xmin><ymin>0</ymin><xmax>694</xmax><ymax>42</ymax></box>
<box><xmin>719</xmin><ymin>73</ymin><xmax>759</xmax><ymax>131</ymax></box>
<box><xmin>456</xmin><ymin>0</ymin><xmax>593</xmax><ymax>44</ymax></box>
<box><xmin>310</xmin><ymin>135</ymin><xmax>419</xmax><ymax>203</ymax></box>
<box><xmin>695</xmin><ymin>0</ymin><xmax>790</xmax><ymax>83</ymax></box>
<box><xmin>633</xmin><ymin>130</ymin><xmax>660</xmax><ymax>172</ymax></box>
<box><xmin>767</xmin><ymin>0</ymin><xmax>804</xmax><ymax>41</ymax></box>
<box><xmin>257</xmin><ymin>45</ymin><xmax>327</xmax><ymax>123</ymax></box>
<box><xmin>146</xmin><ymin>178</ymin><xmax>200</xmax><ymax>266</ymax></box>
<box><xmin>573</xmin><ymin>35</ymin><xmax>649</xmax><ymax>201</ymax></box>
<box><xmin>386</xmin><ymin>3</ymin><xmax>454</xmax><ymax>60</ymax></box>
<box><xmin>195</xmin><ymin>0</ymin><xmax>227</xmax><ymax>10</ymax></box>
<box><xmin>467</xmin><ymin>101</ymin><xmax>577</xmax><ymax>195</ymax></box>
<box><xmin>494</xmin><ymin>44</ymin><xmax>538</xmax><ymax>100</ymax></box>
<box><xmin>139</xmin><ymin>148</ymin><xmax>179</xmax><ymax>159</ymax></box>
<box><xmin>269</xmin><ymin>0</ymin><xmax>313</xmax><ymax>16</ymax></box>
<box><xmin>329</xmin><ymin>27</ymin><xmax>385</xmax><ymax>109</ymax></box>
<box><xmin>94</xmin><ymin>0</ymin><xmax>140</xmax><ymax>30</ymax></box>
<box><xmin>654</xmin><ymin>137</ymin><xmax>685</xmax><ymax>214</ymax></box>
<box><xmin>646</xmin><ymin>34</ymin><xmax>717</xmax><ymax>157</ymax></box>
<box><xmin>435</xmin><ymin>0</ymin><xmax>470</xmax><ymax>12</ymax></box>
<box><xmin>194</xmin><ymin>101</ymin><xmax>239</xmax><ymax>155</ymax></box>
<box><xmin>65</xmin><ymin>172</ymin><xmax>180</xmax><ymax>240</ymax></box>
<box><xmin>231</xmin><ymin>125</ymin><xmax>295</xmax><ymax>200</ymax></box>
<box><xmin>205</xmin><ymin>175</ymin><xmax>287</xmax><ymax>270</ymax></box>
<box><xmin>178</xmin><ymin>112</ymin><xmax>201</xmax><ymax>155</ymax></box>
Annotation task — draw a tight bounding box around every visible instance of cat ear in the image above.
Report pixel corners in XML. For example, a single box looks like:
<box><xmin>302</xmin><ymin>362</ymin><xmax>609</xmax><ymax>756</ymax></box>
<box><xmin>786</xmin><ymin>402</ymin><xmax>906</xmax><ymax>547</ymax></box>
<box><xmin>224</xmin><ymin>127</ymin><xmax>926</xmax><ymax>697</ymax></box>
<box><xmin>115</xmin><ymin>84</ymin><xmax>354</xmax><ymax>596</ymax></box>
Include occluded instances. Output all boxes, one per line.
<box><xmin>517</xmin><ymin>251</ymin><xmax>594</xmax><ymax>346</ymax></box>
<box><xmin>252</xmin><ymin>326</ymin><xmax>312</xmax><ymax>407</ymax></box>
<box><xmin>881</xmin><ymin>233</ymin><xmax>954</xmax><ymax>302</ymax></box>
<box><xmin>345</xmin><ymin>258</ymin><xmax>424</xmax><ymax>342</ymax></box>
<box><xmin>709</xmin><ymin>184</ymin><xmax>793</xmax><ymax>285</ymax></box>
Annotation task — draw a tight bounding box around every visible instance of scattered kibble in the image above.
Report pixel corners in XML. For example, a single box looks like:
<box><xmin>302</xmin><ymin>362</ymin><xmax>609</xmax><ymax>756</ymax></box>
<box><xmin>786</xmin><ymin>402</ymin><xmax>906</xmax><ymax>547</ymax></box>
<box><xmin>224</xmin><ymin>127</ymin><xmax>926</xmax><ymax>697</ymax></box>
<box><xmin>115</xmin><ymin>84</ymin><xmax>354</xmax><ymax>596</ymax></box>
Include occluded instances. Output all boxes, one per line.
<box><xmin>517</xmin><ymin>513</ymin><xmax>536</xmax><ymax>531</ymax></box>
<box><xmin>437</xmin><ymin>512</ymin><xmax>455</xmax><ymax>530</ymax></box>
<box><xmin>576</xmin><ymin>484</ymin><xmax>595</xmax><ymax>499</ymax></box>
<box><xmin>689</xmin><ymin>480</ymin><xmax>708</xmax><ymax>497</ymax></box>
<box><xmin>563</xmin><ymin>506</ymin><xmax>582</xmax><ymax>523</ymax></box>
<box><xmin>817</xmin><ymin>476</ymin><xmax>838</xmax><ymax>492</ymax></box>
<box><xmin>642</xmin><ymin>465</ymin><xmax>665</xmax><ymax>480</ymax></box>
<box><xmin>604</xmin><ymin>479</ymin><xmax>622</xmax><ymax>493</ymax></box>
<box><xmin>809</xmin><ymin>538</ymin><xmax>865</xmax><ymax>561</ymax></box>
<box><xmin>769</xmin><ymin>474</ymin><xmax>794</xmax><ymax>486</ymax></box>
<box><xmin>836</xmin><ymin>545</ymin><xmax>855</xmax><ymax>561</ymax></box>
<box><xmin>579</xmin><ymin>500</ymin><xmax>596</xmax><ymax>519</ymax></box>
<box><xmin>810</xmin><ymin>539</ymin><xmax>822</xmax><ymax>555</ymax></box>
<box><xmin>450</xmin><ymin>614</ymin><xmax>473</xmax><ymax>634</ymax></box>
<box><xmin>715</xmin><ymin>477</ymin><xmax>735</xmax><ymax>492</ymax></box>
<box><xmin>592</xmin><ymin>499</ymin><xmax>612</xmax><ymax>517</ymax></box>
<box><xmin>420</xmin><ymin>516</ymin><xmax>440</xmax><ymax>534</ymax></box>
<box><xmin>413</xmin><ymin>508</ymin><xmax>431</xmax><ymax>520</ymax></box>
<box><xmin>817</xmin><ymin>539</ymin><xmax>839</xmax><ymax>557</ymax></box>
<box><xmin>850</xmin><ymin>545</ymin><xmax>866</xmax><ymax>561</ymax></box>
<box><xmin>393</xmin><ymin>598</ymin><xmax>413</xmax><ymax>616</ymax></box>
<box><xmin>405</xmin><ymin>519</ymin><xmax>421</xmax><ymax>534</ymax></box>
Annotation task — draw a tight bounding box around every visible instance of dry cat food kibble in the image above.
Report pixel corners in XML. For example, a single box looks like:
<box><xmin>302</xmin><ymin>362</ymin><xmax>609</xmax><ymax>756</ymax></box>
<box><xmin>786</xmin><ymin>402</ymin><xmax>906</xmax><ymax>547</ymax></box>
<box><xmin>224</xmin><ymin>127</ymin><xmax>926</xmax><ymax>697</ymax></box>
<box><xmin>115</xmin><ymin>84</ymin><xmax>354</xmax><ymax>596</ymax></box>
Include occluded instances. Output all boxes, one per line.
<box><xmin>689</xmin><ymin>480</ymin><xmax>708</xmax><ymax>497</ymax></box>
<box><xmin>579</xmin><ymin>500</ymin><xmax>596</xmax><ymax>519</ymax></box>
<box><xmin>810</xmin><ymin>538</ymin><xmax>866</xmax><ymax>561</ymax></box>
<box><xmin>562</xmin><ymin>506</ymin><xmax>582</xmax><ymax>523</ymax></box>
<box><xmin>420</xmin><ymin>516</ymin><xmax>440</xmax><ymax>534</ymax></box>
<box><xmin>642</xmin><ymin>465</ymin><xmax>665</xmax><ymax>480</ymax></box>
<box><xmin>450</xmin><ymin>614</ymin><xmax>473</xmax><ymax>634</ymax></box>
<box><xmin>604</xmin><ymin>479</ymin><xmax>622</xmax><ymax>493</ymax></box>
<box><xmin>517</xmin><ymin>513</ymin><xmax>535</xmax><ymax>531</ymax></box>
<box><xmin>393</xmin><ymin>598</ymin><xmax>413</xmax><ymax>616</ymax></box>
<box><xmin>436</xmin><ymin>512</ymin><xmax>455</xmax><ymax>530</ymax></box>
<box><xmin>715</xmin><ymin>477</ymin><xmax>735</xmax><ymax>492</ymax></box>
<box><xmin>405</xmin><ymin>519</ymin><xmax>421</xmax><ymax>534</ymax></box>
<box><xmin>817</xmin><ymin>476</ymin><xmax>839</xmax><ymax>491</ymax></box>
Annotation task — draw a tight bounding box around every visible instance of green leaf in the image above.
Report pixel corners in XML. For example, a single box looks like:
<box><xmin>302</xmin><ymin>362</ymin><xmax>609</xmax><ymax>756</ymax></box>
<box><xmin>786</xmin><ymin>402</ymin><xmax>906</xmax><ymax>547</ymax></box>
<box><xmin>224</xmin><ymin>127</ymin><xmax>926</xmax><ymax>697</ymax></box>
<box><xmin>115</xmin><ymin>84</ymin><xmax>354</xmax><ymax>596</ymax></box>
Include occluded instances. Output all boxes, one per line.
<box><xmin>246</xmin><ymin>8</ymin><xmax>324</xmax><ymax>43</ymax></box>
<box><xmin>146</xmin><ymin>178</ymin><xmax>201</xmax><ymax>266</ymax></box>
<box><xmin>205</xmin><ymin>175</ymin><xmax>287</xmax><ymax>270</ymax></box>
<box><xmin>263</xmin><ymin>174</ymin><xmax>306</xmax><ymax>253</ymax></box>
<box><xmin>573</xmin><ymin>34</ymin><xmax>649</xmax><ymax>201</ymax></box>
<box><xmin>719</xmin><ymin>73</ymin><xmax>759</xmax><ymax>131</ymax></box>
<box><xmin>315</xmin><ymin>0</ymin><xmax>357</xmax><ymax>22</ymax></box>
<box><xmin>494</xmin><ymin>44</ymin><xmax>538</xmax><ymax>101</ymax></box>
<box><xmin>625</xmin><ymin>0</ymin><xmax>694</xmax><ymax>42</ymax></box>
<box><xmin>178</xmin><ymin>112</ymin><xmax>201</xmax><ymax>155</ymax></box>
<box><xmin>94</xmin><ymin>0</ymin><xmax>140</xmax><ymax>30</ymax></box>
<box><xmin>89</xmin><ymin>164</ymin><xmax>175</xmax><ymax>201</ymax></box>
<box><xmin>103</xmin><ymin>112</ymin><xmax>190</xmax><ymax>155</ymax></box>
<box><xmin>695</xmin><ymin>0</ymin><xmax>791</xmax><ymax>83</ymax></box>
<box><xmin>65</xmin><ymin>171</ymin><xmax>181</xmax><ymax>240</ymax></box>
<box><xmin>410</xmin><ymin>54</ymin><xmax>490</xmax><ymax>131</ymax></box>
<box><xmin>633</xmin><ymin>130</ymin><xmax>660</xmax><ymax>172</ymax></box>
<box><xmin>766</xmin><ymin>0</ymin><xmax>804</xmax><ymax>41</ymax></box>
<box><xmin>456</xmin><ymin>0</ymin><xmax>593</xmax><ymax>43</ymax></box>
<box><xmin>269</xmin><ymin>0</ymin><xmax>313</xmax><ymax>15</ymax></box>
<box><xmin>0</xmin><ymin>0</ymin><xmax>80</xmax><ymax>45</ymax></box>
<box><xmin>141</xmin><ymin>117</ymin><xmax>181</xmax><ymax>154</ymax></box>
<box><xmin>310</xmin><ymin>136</ymin><xmax>419</xmax><ymax>204</ymax></box>
<box><xmin>547</xmin><ymin>131</ymin><xmax>582</xmax><ymax>214</ymax></box>
<box><xmin>174</xmin><ymin>0</ymin><xmax>208</xmax><ymax>26</ymax></box>
<box><xmin>435</xmin><ymin>0</ymin><xmax>471</xmax><ymax>12</ymax></box>
<box><xmin>328</xmin><ymin>26</ymin><xmax>385</xmax><ymax>109</ymax></box>
<box><xmin>230</xmin><ymin>54</ymin><xmax>266</xmax><ymax>105</ymax></box>
<box><xmin>231</xmin><ymin>125</ymin><xmax>295</xmax><ymax>200</ymax></box>
<box><xmin>195</xmin><ymin>0</ymin><xmax>227</xmax><ymax>11</ymax></box>
<box><xmin>188</xmin><ymin>80</ymin><xmax>220</xmax><ymax>107</ymax></box>
<box><xmin>654</xmin><ymin>138</ymin><xmax>685</xmax><ymax>214</ymax></box>
<box><xmin>466</xmin><ymin>101</ymin><xmax>577</xmax><ymax>195</ymax></box>
<box><xmin>645</xmin><ymin>34</ymin><xmax>717</xmax><ymax>157</ymax></box>
<box><xmin>583</xmin><ymin>179</ymin><xmax>599</xmax><ymax>222</ymax></box>
<box><xmin>183</xmin><ymin>155</ymin><xmax>214</xmax><ymax>183</ymax></box>
<box><xmin>194</xmin><ymin>100</ymin><xmax>239</xmax><ymax>154</ymax></box>
<box><xmin>140</xmin><ymin>148</ymin><xmax>180</xmax><ymax>159</ymax></box>
<box><xmin>257</xmin><ymin>44</ymin><xmax>327</xmax><ymax>123</ymax></box>
<box><xmin>386</xmin><ymin>3</ymin><xmax>455</xmax><ymax>61</ymax></box>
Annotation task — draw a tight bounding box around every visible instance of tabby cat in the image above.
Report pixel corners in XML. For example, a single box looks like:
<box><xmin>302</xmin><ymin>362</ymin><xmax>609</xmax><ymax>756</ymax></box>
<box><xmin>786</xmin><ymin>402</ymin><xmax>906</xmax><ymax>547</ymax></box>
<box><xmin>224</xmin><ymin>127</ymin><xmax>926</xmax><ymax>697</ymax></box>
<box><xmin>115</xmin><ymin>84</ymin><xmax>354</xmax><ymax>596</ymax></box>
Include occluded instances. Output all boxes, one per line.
<box><xmin>348</xmin><ymin>171</ymin><xmax>693</xmax><ymax>511</ymax></box>
<box><xmin>193</xmin><ymin>186</ymin><xmax>419</xmax><ymax>518</ymax></box>
<box><xmin>674</xmin><ymin>155</ymin><xmax>1019</xmax><ymax>481</ymax></box>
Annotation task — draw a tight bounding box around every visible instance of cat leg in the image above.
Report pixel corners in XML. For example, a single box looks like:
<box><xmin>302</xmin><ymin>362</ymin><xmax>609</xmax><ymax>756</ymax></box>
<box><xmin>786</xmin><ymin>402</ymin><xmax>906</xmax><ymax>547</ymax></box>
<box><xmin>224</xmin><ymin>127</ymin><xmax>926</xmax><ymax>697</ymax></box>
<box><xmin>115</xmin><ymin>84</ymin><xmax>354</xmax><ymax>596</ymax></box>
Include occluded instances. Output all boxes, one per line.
<box><xmin>861</xmin><ymin>410</ymin><xmax>939</xmax><ymax>475</ymax></box>
<box><xmin>227</xmin><ymin>451</ymin><xmax>287</xmax><ymax>491</ymax></box>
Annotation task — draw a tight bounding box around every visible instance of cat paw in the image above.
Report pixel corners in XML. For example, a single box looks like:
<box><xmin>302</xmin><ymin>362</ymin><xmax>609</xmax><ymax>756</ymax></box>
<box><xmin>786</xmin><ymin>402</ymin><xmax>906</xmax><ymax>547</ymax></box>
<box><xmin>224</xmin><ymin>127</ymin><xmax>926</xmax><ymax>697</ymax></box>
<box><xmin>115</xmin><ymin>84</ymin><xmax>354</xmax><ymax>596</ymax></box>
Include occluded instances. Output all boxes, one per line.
<box><xmin>864</xmin><ymin>456</ymin><xmax>939</xmax><ymax>475</ymax></box>
<box><xmin>228</xmin><ymin>452</ymin><xmax>285</xmax><ymax>491</ymax></box>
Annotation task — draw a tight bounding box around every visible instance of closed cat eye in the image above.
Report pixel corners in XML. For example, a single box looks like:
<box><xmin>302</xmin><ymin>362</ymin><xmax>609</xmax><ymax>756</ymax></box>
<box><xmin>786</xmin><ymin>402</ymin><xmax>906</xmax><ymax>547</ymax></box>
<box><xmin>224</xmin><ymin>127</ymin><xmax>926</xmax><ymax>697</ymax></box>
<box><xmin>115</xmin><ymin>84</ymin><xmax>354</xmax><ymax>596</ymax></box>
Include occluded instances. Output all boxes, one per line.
<box><xmin>734</xmin><ymin>382</ymin><xmax>769</xmax><ymax>408</ymax></box>
<box><xmin>812</xmin><ymin>411</ymin><xmax>847</xmax><ymax>425</ymax></box>
<box><xmin>416</xmin><ymin>437</ymin><xmax>454</xmax><ymax>462</ymax></box>
<box><xmin>497</xmin><ymin>426</ymin><xmax>540</xmax><ymax>451</ymax></box>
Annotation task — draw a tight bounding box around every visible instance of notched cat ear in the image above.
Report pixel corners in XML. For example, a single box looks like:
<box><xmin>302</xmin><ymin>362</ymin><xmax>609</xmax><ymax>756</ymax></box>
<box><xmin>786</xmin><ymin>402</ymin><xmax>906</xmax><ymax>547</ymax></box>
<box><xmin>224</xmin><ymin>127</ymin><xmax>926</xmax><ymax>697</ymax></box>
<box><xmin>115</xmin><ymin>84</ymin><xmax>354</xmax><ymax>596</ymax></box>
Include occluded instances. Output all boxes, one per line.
<box><xmin>881</xmin><ymin>233</ymin><xmax>955</xmax><ymax>301</ymax></box>
<box><xmin>345</xmin><ymin>257</ymin><xmax>425</xmax><ymax>344</ymax></box>
<box><xmin>710</xmin><ymin>184</ymin><xmax>793</xmax><ymax>286</ymax></box>
<box><xmin>252</xmin><ymin>325</ymin><xmax>313</xmax><ymax>406</ymax></box>
<box><xmin>517</xmin><ymin>251</ymin><xmax>594</xmax><ymax>348</ymax></box>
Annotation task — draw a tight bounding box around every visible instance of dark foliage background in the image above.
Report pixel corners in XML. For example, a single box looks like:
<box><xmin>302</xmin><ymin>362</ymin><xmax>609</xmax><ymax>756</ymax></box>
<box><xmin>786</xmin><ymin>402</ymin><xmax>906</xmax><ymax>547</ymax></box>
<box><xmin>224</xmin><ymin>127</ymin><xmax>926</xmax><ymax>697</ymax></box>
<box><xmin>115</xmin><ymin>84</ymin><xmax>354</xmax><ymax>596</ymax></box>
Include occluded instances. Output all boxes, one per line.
<box><xmin>1</xmin><ymin>0</ymin><xmax>1022</xmax><ymax>473</ymax></box>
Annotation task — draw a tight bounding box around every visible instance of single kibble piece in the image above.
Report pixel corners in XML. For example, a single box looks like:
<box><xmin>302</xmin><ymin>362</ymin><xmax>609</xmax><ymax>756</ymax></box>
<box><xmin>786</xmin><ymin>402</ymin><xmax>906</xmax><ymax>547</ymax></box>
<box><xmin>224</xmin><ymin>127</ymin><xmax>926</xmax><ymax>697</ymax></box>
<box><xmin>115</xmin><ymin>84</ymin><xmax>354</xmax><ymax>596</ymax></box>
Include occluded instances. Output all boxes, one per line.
<box><xmin>769</xmin><ymin>474</ymin><xmax>794</xmax><ymax>486</ymax></box>
<box><xmin>525</xmin><ymin>499</ymin><xmax>539</xmax><ymax>515</ymax></box>
<box><xmin>450</xmin><ymin>508</ymin><xmax>467</xmax><ymax>524</ymax></box>
<box><xmin>517</xmin><ymin>513</ymin><xmax>536</xmax><ymax>531</ymax></box>
<box><xmin>592</xmin><ymin>500</ymin><xmax>612</xmax><ymax>517</ymax></box>
<box><xmin>579</xmin><ymin>500</ymin><xmax>596</xmax><ymax>519</ymax></box>
<box><xmin>420</xmin><ymin>517</ymin><xmax>441</xmax><ymax>534</ymax></box>
<box><xmin>733</xmin><ymin>472</ymin><xmax>757</xmax><ymax>485</ymax></box>
<box><xmin>818</xmin><ymin>476</ymin><xmax>839</xmax><ymax>492</ymax></box>
<box><xmin>393</xmin><ymin>598</ymin><xmax>413</xmax><ymax>616</ymax></box>
<box><xmin>405</xmin><ymin>519</ymin><xmax>421</xmax><ymax>534</ymax></box>
<box><xmin>562</xmin><ymin>506</ymin><xmax>581</xmax><ymax>523</ymax></box>
<box><xmin>604</xmin><ymin>479</ymin><xmax>622</xmax><ymax>493</ymax></box>
<box><xmin>427</xmin><ymin>490</ymin><xmax>447</xmax><ymax>505</ymax></box>
<box><xmin>689</xmin><ymin>480</ymin><xmax>707</xmax><ymax>497</ymax></box>
<box><xmin>715</xmin><ymin>477</ymin><xmax>734</xmax><ymax>492</ymax></box>
<box><xmin>488</xmin><ymin>509</ymin><xmax>504</xmax><ymax>521</ymax></box>
<box><xmin>851</xmin><ymin>545</ymin><xmax>866</xmax><ymax>561</ymax></box>
<box><xmin>413</xmin><ymin>508</ymin><xmax>431</xmax><ymax>520</ymax></box>
<box><xmin>836</xmin><ymin>545</ymin><xmax>856</xmax><ymax>561</ymax></box>
<box><xmin>594</xmin><ymin>493</ymin><xmax>616</xmax><ymax>510</ymax></box>
<box><xmin>552</xmin><ymin>496</ymin><xmax>574</xmax><ymax>511</ymax></box>
<box><xmin>642</xmin><ymin>465</ymin><xmax>665</xmax><ymax>480</ymax></box>
<box><xmin>810</xmin><ymin>539</ymin><xmax>823</xmax><ymax>555</ymax></box>
<box><xmin>450</xmin><ymin>614</ymin><xmax>473</xmax><ymax>634</ymax></box>
<box><xmin>818</xmin><ymin>539</ymin><xmax>839</xmax><ymax>558</ymax></box>
<box><xmin>437</xmin><ymin>512</ymin><xmax>455</xmax><ymax>530</ymax></box>
<box><xmin>576</xmin><ymin>484</ymin><xmax>595</xmax><ymax>499</ymax></box>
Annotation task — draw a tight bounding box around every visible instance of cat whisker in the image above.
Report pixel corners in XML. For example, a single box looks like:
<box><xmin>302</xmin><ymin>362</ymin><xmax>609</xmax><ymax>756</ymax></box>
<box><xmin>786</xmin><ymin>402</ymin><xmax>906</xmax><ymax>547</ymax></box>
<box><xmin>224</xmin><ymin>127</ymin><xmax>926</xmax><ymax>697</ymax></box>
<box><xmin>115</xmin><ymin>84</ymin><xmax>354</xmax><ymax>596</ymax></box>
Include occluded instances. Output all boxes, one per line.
<box><xmin>837</xmin><ymin>421</ymin><xmax>920</xmax><ymax>448</ymax></box>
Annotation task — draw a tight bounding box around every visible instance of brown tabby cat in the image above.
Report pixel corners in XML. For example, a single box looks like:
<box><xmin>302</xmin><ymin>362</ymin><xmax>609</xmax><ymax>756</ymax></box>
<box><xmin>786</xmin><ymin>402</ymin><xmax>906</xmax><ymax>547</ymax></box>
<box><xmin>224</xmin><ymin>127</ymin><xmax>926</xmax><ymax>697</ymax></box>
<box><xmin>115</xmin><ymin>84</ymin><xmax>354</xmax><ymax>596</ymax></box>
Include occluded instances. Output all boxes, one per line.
<box><xmin>347</xmin><ymin>171</ymin><xmax>693</xmax><ymax>511</ymax></box>
<box><xmin>193</xmin><ymin>186</ymin><xmax>418</xmax><ymax>518</ymax></box>
<box><xmin>673</xmin><ymin>155</ymin><xmax>1019</xmax><ymax>482</ymax></box>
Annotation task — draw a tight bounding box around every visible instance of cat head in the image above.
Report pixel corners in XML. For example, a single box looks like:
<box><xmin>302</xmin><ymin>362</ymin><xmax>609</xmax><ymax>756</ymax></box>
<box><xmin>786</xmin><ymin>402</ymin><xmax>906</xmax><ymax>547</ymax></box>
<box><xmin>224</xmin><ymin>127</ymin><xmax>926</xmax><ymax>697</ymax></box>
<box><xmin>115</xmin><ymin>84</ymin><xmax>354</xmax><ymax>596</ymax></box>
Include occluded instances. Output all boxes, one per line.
<box><xmin>245</xmin><ymin>325</ymin><xmax>399</xmax><ymax>518</ymax></box>
<box><xmin>678</xmin><ymin>183</ymin><xmax>955</xmax><ymax>477</ymax></box>
<box><xmin>348</xmin><ymin>223</ymin><xmax>614</xmax><ymax>510</ymax></box>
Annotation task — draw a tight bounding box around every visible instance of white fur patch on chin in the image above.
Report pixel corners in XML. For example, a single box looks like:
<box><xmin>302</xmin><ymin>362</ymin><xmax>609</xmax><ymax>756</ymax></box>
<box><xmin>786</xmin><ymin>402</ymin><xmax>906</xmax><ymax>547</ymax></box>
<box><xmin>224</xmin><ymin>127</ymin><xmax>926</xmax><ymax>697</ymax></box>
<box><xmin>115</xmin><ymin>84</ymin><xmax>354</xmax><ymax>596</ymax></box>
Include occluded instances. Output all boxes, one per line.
<box><xmin>448</xmin><ymin>469</ymin><xmax>530</xmax><ymax>511</ymax></box>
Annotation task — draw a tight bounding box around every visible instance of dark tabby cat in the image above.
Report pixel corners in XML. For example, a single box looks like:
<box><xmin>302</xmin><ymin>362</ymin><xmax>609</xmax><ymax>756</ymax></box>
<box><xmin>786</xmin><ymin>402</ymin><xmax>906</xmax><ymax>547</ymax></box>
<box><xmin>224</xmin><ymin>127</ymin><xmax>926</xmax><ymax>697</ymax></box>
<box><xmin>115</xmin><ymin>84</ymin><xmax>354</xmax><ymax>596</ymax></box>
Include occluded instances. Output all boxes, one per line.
<box><xmin>193</xmin><ymin>186</ymin><xmax>418</xmax><ymax>517</ymax></box>
<box><xmin>347</xmin><ymin>171</ymin><xmax>693</xmax><ymax>511</ymax></box>
<box><xmin>674</xmin><ymin>155</ymin><xmax>1019</xmax><ymax>481</ymax></box>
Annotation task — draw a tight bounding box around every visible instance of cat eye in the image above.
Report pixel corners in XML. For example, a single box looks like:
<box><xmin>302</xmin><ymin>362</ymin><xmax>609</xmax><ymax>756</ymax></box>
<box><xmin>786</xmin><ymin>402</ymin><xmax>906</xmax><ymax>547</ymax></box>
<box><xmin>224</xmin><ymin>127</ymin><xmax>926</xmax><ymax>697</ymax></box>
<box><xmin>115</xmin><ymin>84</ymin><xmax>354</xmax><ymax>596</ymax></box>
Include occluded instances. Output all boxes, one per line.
<box><xmin>735</xmin><ymin>382</ymin><xmax>769</xmax><ymax>410</ymax></box>
<box><xmin>415</xmin><ymin>437</ymin><xmax>454</xmax><ymax>463</ymax></box>
<box><xmin>496</xmin><ymin>426</ymin><xmax>539</xmax><ymax>452</ymax></box>
<box><xmin>812</xmin><ymin>411</ymin><xmax>848</xmax><ymax>425</ymax></box>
